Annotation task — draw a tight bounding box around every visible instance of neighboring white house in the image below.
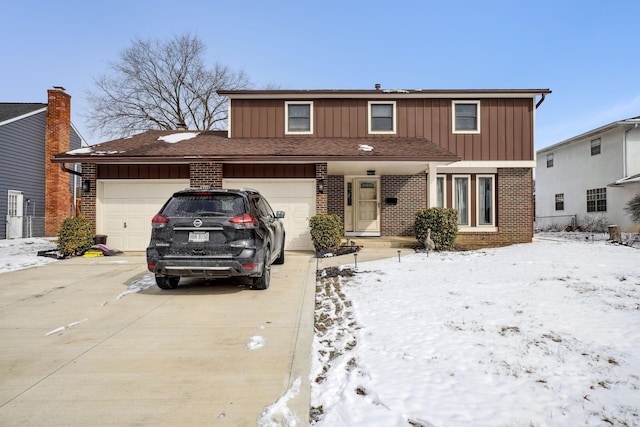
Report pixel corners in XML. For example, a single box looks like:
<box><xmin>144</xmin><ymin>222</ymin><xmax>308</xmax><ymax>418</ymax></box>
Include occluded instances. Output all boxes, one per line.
<box><xmin>535</xmin><ymin>116</ymin><xmax>640</xmax><ymax>232</ymax></box>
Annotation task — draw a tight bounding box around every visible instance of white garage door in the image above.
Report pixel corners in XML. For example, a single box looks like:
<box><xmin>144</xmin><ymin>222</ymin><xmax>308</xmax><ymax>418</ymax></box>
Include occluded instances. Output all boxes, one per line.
<box><xmin>98</xmin><ymin>180</ymin><xmax>189</xmax><ymax>251</ymax></box>
<box><xmin>223</xmin><ymin>179</ymin><xmax>315</xmax><ymax>251</ymax></box>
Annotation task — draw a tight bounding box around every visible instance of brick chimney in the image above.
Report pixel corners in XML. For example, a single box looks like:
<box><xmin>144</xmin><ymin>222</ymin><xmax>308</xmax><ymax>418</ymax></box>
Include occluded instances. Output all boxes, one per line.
<box><xmin>45</xmin><ymin>86</ymin><xmax>73</xmax><ymax>236</ymax></box>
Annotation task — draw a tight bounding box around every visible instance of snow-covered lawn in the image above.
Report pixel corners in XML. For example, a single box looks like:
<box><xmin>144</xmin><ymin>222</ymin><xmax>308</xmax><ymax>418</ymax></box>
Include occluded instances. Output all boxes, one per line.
<box><xmin>312</xmin><ymin>235</ymin><xmax>640</xmax><ymax>427</ymax></box>
<box><xmin>0</xmin><ymin>237</ymin><xmax>58</xmax><ymax>274</ymax></box>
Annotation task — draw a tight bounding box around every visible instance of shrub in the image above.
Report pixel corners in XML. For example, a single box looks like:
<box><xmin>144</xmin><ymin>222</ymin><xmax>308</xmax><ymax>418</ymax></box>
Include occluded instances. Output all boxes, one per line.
<box><xmin>57</xmin><ymin>216</ymin><xmax>95</xmax><ymax>257</ymax></box>
<box><xmin>624</xmin><ymin>193</ymin><xmax>640</xmax><ymax>223</ymax></box>
<box><xmin>309</xmin><ymin>214</ymin><xmax>343</xmax><ymax>253</ymax></box>
<box><xmin>414</xmin><ymin>208</ymin><xmax>459</xmax><ymax>251</ymax></box>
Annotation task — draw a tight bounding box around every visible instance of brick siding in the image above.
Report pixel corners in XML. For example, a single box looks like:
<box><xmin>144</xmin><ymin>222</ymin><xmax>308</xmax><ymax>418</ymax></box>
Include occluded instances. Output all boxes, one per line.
<box><xmin>381</xmin><ymin>174</ymin><xmax>427</xmax><ymax>236</ymax></box>
<box><xmin>80</xmin><ymin>163</ymin><xmax>97</xmax><ymax>231</ymax></box>
<box><xmin>190</xmin><ymin>163</ymin><xmax>223</xmax><ymax>188</ymax></box>
<box><xmin>44</xmin><ymin>88</ymin><xmax>73</xmax><ymax>236</ymax></box>
<box><xmin>315</xmin><ymin>163</ymin><xmax>328</xmax><ymax>214</ymax></box>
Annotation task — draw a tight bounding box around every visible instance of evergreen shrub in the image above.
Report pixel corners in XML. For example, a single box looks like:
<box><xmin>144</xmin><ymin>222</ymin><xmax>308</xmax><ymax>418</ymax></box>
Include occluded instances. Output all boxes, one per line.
<box><xmin>414</xmin><ymin>208</ymin><xmax>459</xmax><ymax>251</ymax></box>
<box><xmin>57</xmin><ymin>216</ymin><xmax>94</xmax><ymax>257</ymax></box>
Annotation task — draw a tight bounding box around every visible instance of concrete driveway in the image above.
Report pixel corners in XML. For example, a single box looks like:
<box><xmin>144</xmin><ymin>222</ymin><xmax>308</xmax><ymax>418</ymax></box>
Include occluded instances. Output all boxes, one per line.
<box><xmin>0</xmin><ymin>251</ymin><xmax>316</xmax><ymax>426</ymax></box>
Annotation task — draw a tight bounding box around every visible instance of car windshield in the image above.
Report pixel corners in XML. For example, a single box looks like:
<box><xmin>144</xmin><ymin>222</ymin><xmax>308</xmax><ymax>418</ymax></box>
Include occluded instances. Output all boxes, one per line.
<box><xmin>162</xmin><ymin>194</ymin><xmax>246</xmax><ymax>217</ymax></box>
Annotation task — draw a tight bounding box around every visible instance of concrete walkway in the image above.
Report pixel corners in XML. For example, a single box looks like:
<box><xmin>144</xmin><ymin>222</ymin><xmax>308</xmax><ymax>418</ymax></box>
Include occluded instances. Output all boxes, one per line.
<box><xmin>0</xmin><ymin>251</ymin><xmax>317</xmax><ymax>426</ymax></box>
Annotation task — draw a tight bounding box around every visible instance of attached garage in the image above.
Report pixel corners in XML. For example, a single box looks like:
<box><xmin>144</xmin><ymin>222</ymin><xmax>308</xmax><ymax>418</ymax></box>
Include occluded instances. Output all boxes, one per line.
<box><xmin>98</xmin><ymin>179</ymin><xmax>189</xmax><ymax>251</ymax></box>
<box><xmin>223</xmin><ymin>178</ymin><xmax>315</xmax><ymax>250</ymax></box>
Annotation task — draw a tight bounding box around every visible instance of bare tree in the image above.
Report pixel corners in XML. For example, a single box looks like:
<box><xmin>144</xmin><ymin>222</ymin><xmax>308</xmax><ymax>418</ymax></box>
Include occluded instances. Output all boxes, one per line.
<box><xmin>86</xmin><ymin>33</ymin><xmax>250</xmax><ymax>139</ymax></box>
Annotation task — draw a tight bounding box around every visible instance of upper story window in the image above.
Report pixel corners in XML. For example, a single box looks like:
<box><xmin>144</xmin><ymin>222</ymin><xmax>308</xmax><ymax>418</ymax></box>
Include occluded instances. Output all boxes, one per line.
<box><xmin>546</xmin><ymin>153</ymin><xmax>554</xmax><ymax>168</ymax></box>
<box><xmin>591</xmin><ymin>138</ymin><xmax>601</xmax><ymax>156</ymax></box>
<box><xmin>368</xmin><ymin>101</ymin><xmax>396</xmax><ymax>134</ymax></box>
<box><xmin>452</xmin><ymin>101</ymin><xmax>480</xmax><ymax>134</ymax></box>
<box><xmin>285</xmin><ymin>101</ymin><xmax>313</xmax><ymax>134</ymax></box>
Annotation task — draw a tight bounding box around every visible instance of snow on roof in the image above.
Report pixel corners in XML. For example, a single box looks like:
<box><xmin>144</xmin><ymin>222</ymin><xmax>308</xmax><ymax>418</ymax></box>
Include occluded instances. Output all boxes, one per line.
<box><xmin>358</xmin><ymin>144</ymin><xmax>374</xmax><ymax>152</ymax></box>
<box><xmin>66</xmin><ymin>147</ymin><xmax>93</xmax><ymax>155</ymax></box>
<box><xmin>158</xmin><ymin>132</ymin><xmax>200</xmax><ymax>143</ymax></box>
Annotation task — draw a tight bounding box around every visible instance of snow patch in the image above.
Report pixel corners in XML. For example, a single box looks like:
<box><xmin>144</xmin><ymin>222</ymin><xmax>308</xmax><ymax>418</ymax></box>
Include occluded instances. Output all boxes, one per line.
<box><xmin>45</xmin><ymin>318</ymin><xmax>89</xmax><ymax>336</ymax></box>
<box><xmin>158</xmin><ymin>132</ymin><xmax>199</xmax><ymax>143</ymax></box>
<box><xmin>358</xmin><ymin>144</ymin><xmax>374</xmax><ymax>152</ymax></box>
<box><xmin>247</xmin><ymin>335</ymin><xmax>266</xmax><ymax>350</ymax></box>
<box><xmin>257</xmin><ymin>377</ymin><xmax>302</xmax><ymax>427</ymax></box>
<box><xmin>115</xmin><ymin>274</ymin><xmax>156</xmax><ymax>300</ymax></box>
<box><xmin>66</xmin><ymin>147</ymin><xmax>93</xmax><ymax>155</ymax></box>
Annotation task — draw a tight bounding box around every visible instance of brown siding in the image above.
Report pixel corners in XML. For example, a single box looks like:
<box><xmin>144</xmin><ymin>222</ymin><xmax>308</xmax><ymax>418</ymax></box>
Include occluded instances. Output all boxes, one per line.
<box><xmin>229</xmin><ymin>97</ymin><xmax>534</xmax><ymax>161</ymax></box>
<box><xmin>97</xmin><ymin>164</ymin><xmax>190</xmax><ymax>179</ymax></box>
<box><xmin>223</xmin><ymin>163</ymin><xmax>315</xmax><ymax>178</ymax></box>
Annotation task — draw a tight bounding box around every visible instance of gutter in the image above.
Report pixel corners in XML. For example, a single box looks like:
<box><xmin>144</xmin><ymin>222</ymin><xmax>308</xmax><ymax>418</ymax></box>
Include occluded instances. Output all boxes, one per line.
<box><xmin>61</xmin><ymin>163</ymin><xmax>82</xmax><ymax>176</ymax></box>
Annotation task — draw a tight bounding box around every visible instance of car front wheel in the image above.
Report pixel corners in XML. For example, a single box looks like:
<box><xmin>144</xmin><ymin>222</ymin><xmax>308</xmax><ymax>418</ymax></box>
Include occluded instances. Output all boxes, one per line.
<box><xmin>252</xmin><ymin>248</ymin><xmax>271</xmax><ymax>290</ymax></box>
<box><xmin>156</xmin><ymin>275</ymin><xmax>180</xmax><ymax>290</ymax></box>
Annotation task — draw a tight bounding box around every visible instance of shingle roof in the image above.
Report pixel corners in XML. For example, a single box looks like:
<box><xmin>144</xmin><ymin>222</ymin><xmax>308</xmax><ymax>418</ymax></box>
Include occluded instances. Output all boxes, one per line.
<box><xmin>51</xmin><ymin>130</ymin><xmax>460</xmax><ymax>163</ymax></box>
<box><xmin>0</xmin><ymin>103</ymin><xmax>47</xmax><ymax>124</ymax></box>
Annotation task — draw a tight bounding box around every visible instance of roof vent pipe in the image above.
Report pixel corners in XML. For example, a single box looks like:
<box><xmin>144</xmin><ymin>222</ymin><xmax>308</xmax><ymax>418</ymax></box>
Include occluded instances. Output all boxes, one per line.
<box><xmin>175</xmin><ymin>122</ymin><xmax>187</xmax><ymax>130</ymax></box>
<box><xmin>375</xmin><ymin>83</ymin><xmax>381</xmax><ymax>90</ymax></box>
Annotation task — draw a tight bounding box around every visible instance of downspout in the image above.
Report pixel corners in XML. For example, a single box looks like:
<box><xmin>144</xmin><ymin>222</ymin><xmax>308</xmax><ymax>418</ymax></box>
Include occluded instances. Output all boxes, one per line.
<box><xmin>535</xmin><ymin>92</ymin><xmax>546</xmax><ymax>109</ymax></box>
<box><xmin>60</xmin><ymin>163</ymin><xmax>82</xmax><ymax>216</ymax></box>
<box><xmin>623</xmin><ymin>124</ymin><xmax>637</xmax><ymax>178</ymax></box>
<box><xmin>60</xmin><ymin>163</ymin><xmax>82</xmax><ymax>176</ymax></box>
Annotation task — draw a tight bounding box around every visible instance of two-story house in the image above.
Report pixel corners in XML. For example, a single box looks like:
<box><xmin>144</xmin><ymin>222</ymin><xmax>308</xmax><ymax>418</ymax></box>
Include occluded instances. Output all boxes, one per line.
<box><xmin>535</xmin><ymin>116</ymin><xmax>640</xmax><ymax>232</ymax></box>
<box><xmin>52</xmin><ymin>86</ymin><xmax>550</xmax><ymax>251</ymax></box>
<box><xmin>1</xmin><ymin>87</ymin><xmax>85</xmax><ymax>239</ymax></box>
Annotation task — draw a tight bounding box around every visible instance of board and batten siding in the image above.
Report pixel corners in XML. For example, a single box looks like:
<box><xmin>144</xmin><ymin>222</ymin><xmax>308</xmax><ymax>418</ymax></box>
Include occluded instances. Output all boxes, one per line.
<box><xmin>229</xmin><ymin>98</ymin><xmax>534</xmax><ymax>161</ymax></box>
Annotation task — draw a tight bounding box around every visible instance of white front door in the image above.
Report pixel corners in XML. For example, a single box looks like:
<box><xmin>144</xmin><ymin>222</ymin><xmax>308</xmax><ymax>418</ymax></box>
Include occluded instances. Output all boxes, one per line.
<box><xmin>7</xmin><ymin>190</ymin><xmax>24</xmax><ymax>239</ymax></box>
<box><xmin>345</xmin><ymin>178</ymin><xmax>380</xmax><ymax>236</ymax></box>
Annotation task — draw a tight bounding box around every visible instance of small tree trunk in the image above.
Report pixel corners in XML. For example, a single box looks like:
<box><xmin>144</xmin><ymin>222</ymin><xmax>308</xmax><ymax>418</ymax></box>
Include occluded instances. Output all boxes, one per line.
<box><xmin>608</xmin><ymin>225</ymin><xmax>622</xmax><ymax>243</ymax></box>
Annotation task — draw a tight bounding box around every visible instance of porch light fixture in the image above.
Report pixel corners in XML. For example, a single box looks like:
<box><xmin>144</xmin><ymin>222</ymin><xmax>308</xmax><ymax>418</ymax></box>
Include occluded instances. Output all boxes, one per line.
<box><xmin>318</xmin><ymin>179</ymin><xmax>325</xmax><ymax>194</ymax></box>
<box><xmin>82</xmin><ymin>180</ymin><xmax>91</xmax><ymax>193</ymax></box>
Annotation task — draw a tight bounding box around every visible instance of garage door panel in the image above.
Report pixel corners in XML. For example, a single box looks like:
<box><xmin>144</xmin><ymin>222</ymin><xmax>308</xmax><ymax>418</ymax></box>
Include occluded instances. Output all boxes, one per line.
<box><xmin>99</xmin><ymin>180</ymin><xmax>189</xmax><ymax>251</ymax></box>
<box><xmin>222</xmin><ymin>179</ymin><xmax>315</xmax><ymax>251</ymax></box>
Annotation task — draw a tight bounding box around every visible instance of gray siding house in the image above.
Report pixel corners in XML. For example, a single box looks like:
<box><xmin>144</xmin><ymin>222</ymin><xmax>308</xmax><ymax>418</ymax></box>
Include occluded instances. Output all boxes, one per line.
<box><xmin>0</xmin><ymin>87</ymin><xmax>85</xmax><ymax>239</ymax></box>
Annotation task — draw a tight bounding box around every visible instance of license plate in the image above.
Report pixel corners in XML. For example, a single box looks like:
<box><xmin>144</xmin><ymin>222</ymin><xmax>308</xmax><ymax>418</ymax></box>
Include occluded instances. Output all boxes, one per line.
<box><xmin>188</xmin><ymin>231</ymin><xmax>209</xmax><ymax>243</ymax></box>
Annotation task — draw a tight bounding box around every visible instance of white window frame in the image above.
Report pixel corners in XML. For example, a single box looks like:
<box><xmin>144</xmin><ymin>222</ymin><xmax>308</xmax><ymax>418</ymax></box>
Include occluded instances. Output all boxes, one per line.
<box><xmin>546</xmin><ymin>153</ymin><xmax>554</xmax><ymax>168</ymax></box>
<box><xmin>452</xmin><ymin>100</ymin><xmax>481</xmax><ymax>134</ymax></box>
<box><xmin>285</xmin><ymin>101</ymin><xmax>313</xmax><ymax>135</ymax></box>
<box><xmin>436</xmin><ymin>175</ymin><xmax>447</xmax><ymax>208</ymax></box>
<box><xmin>476</xmin><ymin>175</ymin><xmax>495</xmax><ymax>227</ymax></box>
<box><xmin>453</xmin><ymin>175</ymin><xmax>471</xmax><ymax>226</ymax></box>
<box><xmin>368</xmin><ymin>101</ymin><xmax>396</xmax><ymax>134</ymax></box>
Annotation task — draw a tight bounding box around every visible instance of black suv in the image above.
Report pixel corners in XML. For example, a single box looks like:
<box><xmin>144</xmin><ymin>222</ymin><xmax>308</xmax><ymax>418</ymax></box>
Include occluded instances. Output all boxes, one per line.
<box><xmin>146</xmin><ymin>188</ymin><xmax>285</xmax><ymax>290</ymax></box>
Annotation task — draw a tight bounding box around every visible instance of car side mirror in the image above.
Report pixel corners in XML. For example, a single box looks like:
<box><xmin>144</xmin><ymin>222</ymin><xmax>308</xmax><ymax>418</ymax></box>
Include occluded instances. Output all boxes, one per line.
<box><xmin>275</xmin><ymin>211</ymin><xmax>285</xmax><ymax>219</ymax></box>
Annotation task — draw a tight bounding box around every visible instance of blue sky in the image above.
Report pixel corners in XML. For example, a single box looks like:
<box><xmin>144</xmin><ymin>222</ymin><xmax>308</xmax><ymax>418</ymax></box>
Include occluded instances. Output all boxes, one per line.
<box><xmin>2</xmin><ymin>0</ymin><xmax>638</xmax><ymax>149</ymax></box>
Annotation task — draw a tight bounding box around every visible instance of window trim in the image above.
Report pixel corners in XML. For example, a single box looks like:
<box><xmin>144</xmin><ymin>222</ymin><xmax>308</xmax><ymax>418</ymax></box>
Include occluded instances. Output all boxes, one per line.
<box><xmin>452</xmin><ymin>100</ymin><xmax>481</xmax><ymax>134</ymax></box>
<box><xmin>368</xmin><ymin>101</ymin><xmax>396</xmax><ymax>134</ymax></box>
<box><xmin>555</xmin><ymin>193</ymin><xmax>564</xmax><ymax>211</ymax></box>
<box><xmin>476</xmin><ymin>175</ymin><xmax>495</xmax><ymax>227</ymax></box>
<box><xmin>285</xmin><ymin>101</ymin><xmax>313</xmax><ymax>135</ymax></box>
<box><xmin>590</xmin><ymin>138</ymin><xmax>601</xmax><ymax>156</ymax></box>
<box><xmin>546</xmin><ymin>153</ymin><xmax>554</xmax><ymax>168</ymax></box>
<box><xmin>436</xmin><ymin>175</ymin><xmax>447</xmax><ymax>208</ymax></box>
<box><xmin>586</xmin><ymin>188</ymin><xmax>607</xmax><ymax>213</ymax></box>
<box><xmin>453</xmin><ymin>174</ymin><xmax>471</xmax><ymax>226</ymax></box>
